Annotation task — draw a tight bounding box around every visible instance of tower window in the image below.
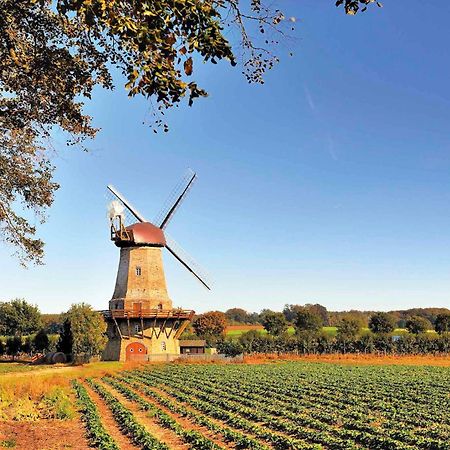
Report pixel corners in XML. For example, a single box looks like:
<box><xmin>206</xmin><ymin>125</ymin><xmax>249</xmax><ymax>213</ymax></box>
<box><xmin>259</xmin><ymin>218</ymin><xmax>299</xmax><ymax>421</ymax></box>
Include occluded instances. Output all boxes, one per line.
<box><xmin>161</xmin><ymin>341</ymin><xmax>167</xmax><ymax>352</ymax></box>
<box><xmin>134</xmin><ymin>324</ymin><xmax>140</xmax><ymax>334</ymax></box>
<box><xmin>136</xmin><ymin>266</ymin><xmax>142</xmax><ymax>276</ymax></box>
<box><xmin>157</xmin><ymin>303</ymin><xmax>163</xmax><ymax>310</ymax></box>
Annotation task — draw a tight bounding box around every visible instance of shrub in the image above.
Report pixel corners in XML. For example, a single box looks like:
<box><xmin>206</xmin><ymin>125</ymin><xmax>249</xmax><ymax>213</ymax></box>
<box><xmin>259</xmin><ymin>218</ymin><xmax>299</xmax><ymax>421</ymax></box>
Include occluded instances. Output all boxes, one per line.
<box><xmin>41</xmin><ymin>387</ymin><xmax>75</xmax><ymax>420</ymax></box>
<box><xmin>369</xmin><ymin>312</ymin><xmax>396</xmax><ymax>334</ymax></box>
<box><xmin>406</xmin><ymin>316</ymin><xmax>430</xmax><ymax>334</ymax></box>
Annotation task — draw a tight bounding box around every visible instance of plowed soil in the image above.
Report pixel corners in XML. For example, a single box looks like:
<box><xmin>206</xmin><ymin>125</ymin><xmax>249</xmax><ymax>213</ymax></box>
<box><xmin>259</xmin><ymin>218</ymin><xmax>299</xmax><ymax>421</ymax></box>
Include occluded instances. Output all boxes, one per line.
<box><xmin>0</xmin><ymin>419</ymin><xmax>90</xmax><ymax>450</ymax></box>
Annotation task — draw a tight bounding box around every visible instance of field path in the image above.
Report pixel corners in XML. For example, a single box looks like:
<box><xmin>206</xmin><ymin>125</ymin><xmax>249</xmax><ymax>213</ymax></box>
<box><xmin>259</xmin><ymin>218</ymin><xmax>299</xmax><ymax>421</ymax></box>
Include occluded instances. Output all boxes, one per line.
<box><xmin>0</xmin><ymin>419</ymin><xmax>91</xmax><ymax>450</ymax></box>
<box><xmin>96</xmin><ymin>379</ymin><xmax>190</xmax><ymax>449</ymax></box>
<box><xmin>82</xmin><ymin>381</ymin><xmax>140</xmax><ymax>450</ymax></box>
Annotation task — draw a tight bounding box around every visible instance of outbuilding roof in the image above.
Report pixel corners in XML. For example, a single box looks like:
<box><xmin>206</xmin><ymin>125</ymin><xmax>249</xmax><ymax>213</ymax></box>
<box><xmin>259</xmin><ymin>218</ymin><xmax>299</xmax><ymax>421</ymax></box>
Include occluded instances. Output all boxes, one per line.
<box><xmin>179</xmin><ymin>340</ymin><xmax>206</xmax><ymax>347</ymax></box>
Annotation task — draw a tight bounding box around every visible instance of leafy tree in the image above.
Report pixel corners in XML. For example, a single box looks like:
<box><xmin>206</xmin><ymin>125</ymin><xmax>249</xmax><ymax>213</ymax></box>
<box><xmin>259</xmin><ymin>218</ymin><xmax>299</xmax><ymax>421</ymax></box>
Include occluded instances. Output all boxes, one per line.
<box><xmin>238</xmin><ymin>329</ymin><xmax>262</xmax><ymax>353</ymax></box>
<box><xmin>192</xmin><ymin>311</ymin><xmax>227</xmax><ymax>342</ymax></box>
<box><xmin>21</xmin><ymin>336</ymin><xmax>33</xmax><ymax>354</ymax></box>
<box><xmin>0</xmin><ymin>1</ymin><xmax>380</xmax><ymax>264</ymax></box>
<box><xmin>405</xmin><ymin>315</ymin><xmax>430</xmax><ymax>335</ymax></box>
<box><xmin>328</xmin><ymin>310</ymin><xmax>369</xmax><ymax>327</ymax></box>
<box><xmin>284</xmin><ymin>304</ymin><xmax>328</xmax><ymax>325</ymax></box>
<box><xmin>434</xmin><ymin>313</ymin><xmax>450</xmax><ymax>334</ymax></box>
<box><xmin>57</xmin><ymin>303</ymin><xmax>107</xmax><ymax>358</ymax></box>
<box><xmin>260</xmin><ymin>311</ymin><xmax>288</xmax><ymax>336</ymax></box>
<box><xmin>41</xmin><ymin>314</ymin><xmax>64</xmax><ymax>334</ymax></box>
<box><xmin>336</xmin><ymin>318</ymin><xmax>361</xmax><ymax>340</ymax></box>
<box><xmin>304</xmin><ymin>304</ymin><xmax>329</xmax><ymax>326</ymax></box>
<box><xmin>283</xmin><ymin>304</ymin><xmax>304</xmax><ymax>323</ymax></box>
<box><xmin>57</xmin><ymin>318</ymin><xmax>72</xmax><ymax>354</ymax></box>
<box><xmin>225</xmin><ymin>308</ymin><xmax>250</xmax><ymax>324</ymax></box>
<box><xmin>217</xmin><ymin>339</ymin><xmax>243</xmax><ymax>357</ymax></box>
<box><xmin>368</xmin><ymin>312</ymin><xmax>396</xmax><ymax>334</ymax></box>
<box><xmin>6</xmin><ymin>336</ymin><xmax>22</xmax><ymax>359</ymax></box>
<box><xmin>295</xmin><ymin>310</ymin><xmax>322</xmax><ymax>334</ymax></box>
<box><xmin>0</xmin><ymin>299</ymin><xmax>42</xmax><ymax>336</ymax></box>
<box><xmin>33</xmin><ymin>329</ymin><xmax>50</xmax><ymax>352</ymax></box>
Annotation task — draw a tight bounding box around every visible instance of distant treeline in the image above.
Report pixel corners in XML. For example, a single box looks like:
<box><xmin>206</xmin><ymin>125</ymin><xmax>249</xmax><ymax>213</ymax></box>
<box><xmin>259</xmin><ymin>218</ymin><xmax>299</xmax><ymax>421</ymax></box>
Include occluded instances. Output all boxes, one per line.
<box><xmin>0</xmin><ymin>299</ymin><xmax>106</xmax><ymax>360</ymax></box>
<box><xmin>223</xmin><ymin>305</ymin><xmax>450</xmax><ymax>329</ymax></box>
<box><xmin>218</xmin><ymin>331</ymin><xmax>450</xmax><ymax>357</ymax></box>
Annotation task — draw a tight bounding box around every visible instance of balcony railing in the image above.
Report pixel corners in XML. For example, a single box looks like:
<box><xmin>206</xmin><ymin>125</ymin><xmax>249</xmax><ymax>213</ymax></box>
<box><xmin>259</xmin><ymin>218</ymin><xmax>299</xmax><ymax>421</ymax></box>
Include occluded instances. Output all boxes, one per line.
<box><xmin>101</xmin><ymin>309</ymin><xmax>194</xmax><ymax>320</ymax></box>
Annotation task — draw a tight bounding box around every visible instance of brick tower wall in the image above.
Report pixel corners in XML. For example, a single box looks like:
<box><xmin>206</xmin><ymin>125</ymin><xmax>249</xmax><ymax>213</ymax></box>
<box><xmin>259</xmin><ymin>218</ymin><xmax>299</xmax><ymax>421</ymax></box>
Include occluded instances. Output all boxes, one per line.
<box><xmin>110</xmin><ymin>246</ymin><xmax>173</xmax><ymax>310</ymax></box>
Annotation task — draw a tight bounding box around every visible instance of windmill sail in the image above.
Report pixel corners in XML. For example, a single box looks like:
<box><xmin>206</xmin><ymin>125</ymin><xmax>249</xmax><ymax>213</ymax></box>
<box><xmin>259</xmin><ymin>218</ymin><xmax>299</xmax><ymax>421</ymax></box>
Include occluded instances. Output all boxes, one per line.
<box><xmin>107</xmin><ymin>185</ymin><xmax>148</xmax><ymax>223</ymax></box>
<box><xmin>165</xmin><ymin>233</ymin><xmax>211</xmax><ymax>290</ymax></box>
<box><xmin>154</xmin><ymin>169</ymin><xmax>197</xmax><ymax>229</ymax></box>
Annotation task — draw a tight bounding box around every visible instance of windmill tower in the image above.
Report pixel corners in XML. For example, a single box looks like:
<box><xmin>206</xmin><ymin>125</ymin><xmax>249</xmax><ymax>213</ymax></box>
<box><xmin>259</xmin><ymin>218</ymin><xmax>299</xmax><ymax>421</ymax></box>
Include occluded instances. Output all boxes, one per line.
<box><xmin>102</xmin><ymin>170</ymin><xmax>210</xmax><ymax>362</ymax></box>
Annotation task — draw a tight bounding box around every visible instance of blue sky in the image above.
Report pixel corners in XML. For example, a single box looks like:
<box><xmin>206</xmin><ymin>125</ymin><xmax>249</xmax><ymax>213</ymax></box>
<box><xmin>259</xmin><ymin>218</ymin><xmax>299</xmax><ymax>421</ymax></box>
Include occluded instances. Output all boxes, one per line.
<box><xmin>2</xmin><ymin>1</ymin><xmax>450</xmax><ymax>314</ymax></box>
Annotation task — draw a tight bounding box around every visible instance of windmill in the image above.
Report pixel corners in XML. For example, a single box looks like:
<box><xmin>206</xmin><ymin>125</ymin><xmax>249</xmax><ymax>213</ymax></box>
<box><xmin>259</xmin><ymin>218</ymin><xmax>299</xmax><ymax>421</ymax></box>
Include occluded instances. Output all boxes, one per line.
<box><xmin>102</xmin><ymin>169</ymin><xmax>210</xmax><ymax>362</ymax></box>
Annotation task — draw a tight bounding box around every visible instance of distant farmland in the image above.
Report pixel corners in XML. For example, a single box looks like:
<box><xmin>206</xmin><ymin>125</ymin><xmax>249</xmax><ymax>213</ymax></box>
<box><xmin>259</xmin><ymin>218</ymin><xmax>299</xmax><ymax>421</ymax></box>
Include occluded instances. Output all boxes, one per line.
<box><xmin>225</xmin><ymin>325</ymin><xmax>419</xmax><ymax>338</ymax></box>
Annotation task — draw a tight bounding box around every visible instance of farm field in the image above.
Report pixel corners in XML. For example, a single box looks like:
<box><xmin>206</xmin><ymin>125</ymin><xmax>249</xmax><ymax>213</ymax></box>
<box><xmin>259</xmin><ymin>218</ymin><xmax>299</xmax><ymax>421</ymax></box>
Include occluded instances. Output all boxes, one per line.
<box><xmin>69</xmin><ymin>361</ymin><xmax>449</xmax><ymax>450</ymax></box>
<box><xmin>224</xmin><ymin>325</ymin><xmax>422</xmax><ymax>338</ymax></box>
<box><xmin>1</xmin><ymin>359</ymin><xmax>449</xmax><ymax>449</ymax></box>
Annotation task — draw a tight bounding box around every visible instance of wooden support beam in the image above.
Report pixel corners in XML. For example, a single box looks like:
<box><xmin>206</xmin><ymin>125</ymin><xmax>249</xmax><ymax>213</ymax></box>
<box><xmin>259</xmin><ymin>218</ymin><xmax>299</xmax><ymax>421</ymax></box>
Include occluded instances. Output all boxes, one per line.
<box><xmin>160</xmin><ymin>315</ymin><xmax>169</xmax><ymax>338</ymax></box>
<box><xmin>174</xmin><ymin>312</ymin><xmax>192</xmax><ymax>339</ymax></box>
<box><xmin>126</xmin><ymin>314</ymin><xmax>131</xmax><ymax>338</ymax></box>
<box><xmin>140</xmin><ymin>316</ymin><xmax>144</xmax><ymax>339</ymax></box>
<box><xmin>112</xmin><ymin>317</ymin><xmax>124</xmax><ymax>339</ymax></box>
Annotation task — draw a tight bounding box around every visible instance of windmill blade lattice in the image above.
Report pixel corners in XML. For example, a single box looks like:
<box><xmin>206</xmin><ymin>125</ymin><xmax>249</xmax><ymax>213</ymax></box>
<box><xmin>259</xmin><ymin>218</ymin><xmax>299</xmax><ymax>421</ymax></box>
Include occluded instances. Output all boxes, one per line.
<box><xmin>106</xmin><ymin>191</ymin><xmax>135</xmax><ymax>227</ymax></box>
<box><xmin>154</xmin><ymin>169</ymin><xmax>197</xmax><ymax>229</ymax></box>
<box><xmin>165</xmin><ymin>232</ymin><xmax>212</xmax><ymax>290</ymax></box>
<box><xmin>106</xmin><ymin>185</ymin><xmax>148</xmax><ymax>226</ymax></box>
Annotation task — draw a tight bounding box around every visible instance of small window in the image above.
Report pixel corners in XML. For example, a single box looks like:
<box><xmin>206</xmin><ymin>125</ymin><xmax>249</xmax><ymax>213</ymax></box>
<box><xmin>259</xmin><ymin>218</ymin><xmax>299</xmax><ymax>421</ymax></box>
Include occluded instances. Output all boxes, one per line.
<box><xmin>129</xmin><ymin>348</ymin><xmax>134</xmax><ymax>352</ymax></box>
<box><xmin>136</xmin><ymin>266</ymin><xmax>142</xmax><ymax>276</ymax></box>
<box><xmin>161</xmin><ymin>341</ymin><xmax>167</xmax><ymax>352</ymax></box>
<box><xmin>138</xmin><ymin>347</ymin><xmax>143</xmax><ymax>352</ymax></box>
<box><xmin>157</xmin><ymin>303</ymin><xmax>163</xmax><ymax>310</ymax></box>
<box><xmin>134</xmin><ymin>324</ymin><xmax>140</xmax><ymax>334</ymax></box>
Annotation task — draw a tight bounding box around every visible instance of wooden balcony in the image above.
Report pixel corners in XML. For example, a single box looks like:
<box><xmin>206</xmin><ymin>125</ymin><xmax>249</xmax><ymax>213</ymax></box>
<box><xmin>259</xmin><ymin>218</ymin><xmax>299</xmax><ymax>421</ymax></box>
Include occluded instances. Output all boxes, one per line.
<box><xmin>101</xmin><ymin>309</ymin><xmax>194</xmax><ymax>320</ymax></box>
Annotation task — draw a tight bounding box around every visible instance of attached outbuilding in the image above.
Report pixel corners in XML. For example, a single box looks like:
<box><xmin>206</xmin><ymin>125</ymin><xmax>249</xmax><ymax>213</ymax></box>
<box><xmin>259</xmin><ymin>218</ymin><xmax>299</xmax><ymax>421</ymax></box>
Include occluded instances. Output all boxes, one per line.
<box><xmin>179</xmin><ymin>340</ymin><xmax>206</xmax><ymax>354</ymax></box>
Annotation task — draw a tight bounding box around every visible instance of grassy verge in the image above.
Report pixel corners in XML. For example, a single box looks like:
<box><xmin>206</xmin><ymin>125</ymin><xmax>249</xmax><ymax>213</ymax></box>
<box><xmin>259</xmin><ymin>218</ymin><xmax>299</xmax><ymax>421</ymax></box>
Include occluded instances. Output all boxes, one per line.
<box><xmin>0</xmin><ymin>361</ymin><xmax>129</xmax><ymax>420</ymax></box>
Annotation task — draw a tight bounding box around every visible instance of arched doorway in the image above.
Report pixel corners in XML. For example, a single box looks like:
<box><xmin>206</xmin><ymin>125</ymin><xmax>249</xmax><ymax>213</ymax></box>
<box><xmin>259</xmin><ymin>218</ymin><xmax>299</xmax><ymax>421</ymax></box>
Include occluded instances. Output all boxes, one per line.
<box><xmin>125</xmin><ymin>342</ymin><xmax>147</xmax><ymax>361</ymax></box>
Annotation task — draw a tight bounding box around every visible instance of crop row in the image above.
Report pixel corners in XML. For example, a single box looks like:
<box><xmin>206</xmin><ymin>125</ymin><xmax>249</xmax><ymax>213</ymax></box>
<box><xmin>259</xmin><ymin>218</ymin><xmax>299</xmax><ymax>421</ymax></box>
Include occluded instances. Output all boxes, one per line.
<box><xmin>136</xmin><ymin>370</ymin><xmax>411</xmax><ymax>450</ymax></box>
<box><xmin>126</xmin><ymin>371</ymin><xmax>323</xmax><ymax>450</ymax></box>
<box><xmin>116</xmin><ymin>374</ymin><xmax>270</xmax><ymax>450</ymax></box>
<box><xmin>86</xmin><ymin>378</ymin><xmax>169</xmax><ymax>450</ymax></box>
<box><xmin>164</xmin><ymin>364</ymin><xmax>449</xmax><ymax>427</ymax></box>
<box><xmin>160</xmin><ymin>367</ymin><xmax>450</xmax><ymax>448</ymax></box>
<box><xmin>102</xmin><ymin>376</ymin><xmax>223</xmax><ymax>450</ymax></box>
<box><xmin>158</xmin><ymin>364</ymin><xmax>450</xmax><ymax>436</ymax></box>
<box><xmin>133</xmin><ymin>366</ymin><xmax>449</xmax><ymax>450</ymax></box>
<box><xmin>72</xmin><ymin>380</ymin><xmax>119</xmax><ymax>450</ymax></box>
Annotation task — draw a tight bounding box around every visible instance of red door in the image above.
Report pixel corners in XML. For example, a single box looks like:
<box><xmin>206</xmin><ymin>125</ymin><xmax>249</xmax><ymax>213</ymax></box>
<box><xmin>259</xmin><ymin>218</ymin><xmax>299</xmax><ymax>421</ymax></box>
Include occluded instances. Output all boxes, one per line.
<box><xmin>125</xmin><ymin>342</ymin><xmax>147</xmax><ymax>361</ymax></box>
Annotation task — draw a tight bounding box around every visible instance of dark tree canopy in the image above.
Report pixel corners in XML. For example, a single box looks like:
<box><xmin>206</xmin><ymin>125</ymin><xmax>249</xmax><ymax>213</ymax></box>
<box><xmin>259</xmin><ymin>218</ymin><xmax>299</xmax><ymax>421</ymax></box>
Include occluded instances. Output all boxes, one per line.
<box><xmin>260</xmin><ymin>311</ymin><xmax>288</xmax><ymax>336</ymax></box>
<box><xmin>0</xmin><ymin>298</ymin><xmax>42</xmax><ymax>336</ymax></box>
<box><xmin>336</xmin><ymin>318</ymin><xmax>361</xmax><ymax>340</ymax></box>
<box><xmin>368</xmin><ymin>312</ymin><xmax>396</xmax><ymax>334</ymax></box>
<box><xmin>33</xmin><ymin>328</ymin><xmax>50</xmax><ymax>352</ymax></box>
<box><xmin>283</xmin><ymin>303</ymin><xmax>329</xmax><ymax>325</ymax></box>
<box><xmin>0</xmin><ymin>0</ymin><xmax>380</xmax><ymax>264</ymax></box>
<box><xmin>225</xmin><ymin>308</ymin><xmax>251</xmax><ymax>324</ymax></box>
<box><xmin>405</xmin><ymin>315</ymin><xmax>430</xmax><ymax>335</ymax></box>
<box><xmin>294</xmin><ymin>310</ymin><xmax>322</xmax><ymax>334</ymax></box>
<box><xmin>434</xmin><ymin>313</ymin><xmax>450</xmax><ymax>334</ymax></box>
<box><xmin>57</xmin><ymin>303</ymin><xmax>107</xmax><ymax>357</ymax></box>
<box><xmin>6</xmin><ymin>336</ymin><xmax>22</xmax><ymax>358</ymax></box>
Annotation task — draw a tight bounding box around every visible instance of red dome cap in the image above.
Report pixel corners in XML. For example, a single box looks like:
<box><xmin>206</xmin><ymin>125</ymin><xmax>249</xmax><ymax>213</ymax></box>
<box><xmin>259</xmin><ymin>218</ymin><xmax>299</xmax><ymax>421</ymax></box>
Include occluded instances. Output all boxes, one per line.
<box><xmin>116</xmin><ymin>222</ymin><xmax>166</xmax><ymax>247</ymax></box>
